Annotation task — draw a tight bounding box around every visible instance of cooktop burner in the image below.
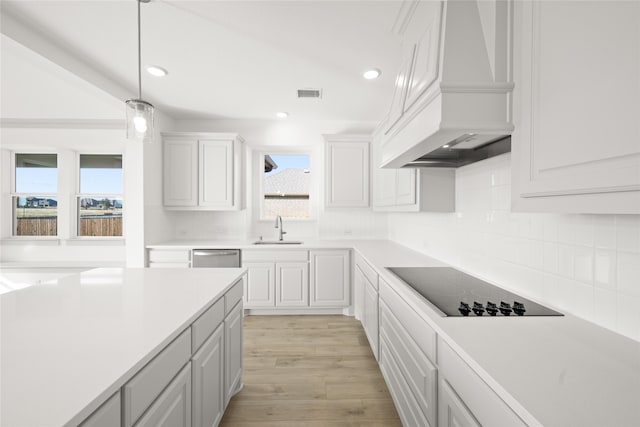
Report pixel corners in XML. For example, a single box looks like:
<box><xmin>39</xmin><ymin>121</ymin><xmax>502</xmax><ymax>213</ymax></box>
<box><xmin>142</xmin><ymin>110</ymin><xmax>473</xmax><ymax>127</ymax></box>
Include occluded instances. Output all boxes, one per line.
<box><xmin>386</xmin><ymin>267</ymin><xmax>563</xmax><ymax>317</ymax></box>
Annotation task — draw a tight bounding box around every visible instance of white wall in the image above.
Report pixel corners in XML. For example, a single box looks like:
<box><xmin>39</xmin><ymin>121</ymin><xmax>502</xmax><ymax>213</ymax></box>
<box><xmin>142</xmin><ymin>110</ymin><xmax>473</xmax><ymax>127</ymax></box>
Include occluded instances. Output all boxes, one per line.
<box><xmin>387</xmin><ymin>153</ymin><xmax>640</xmax><ymax>342</ymax></box>
<box><xmin>168</xmin><ymin>118</ymin><xmax>388</xmax><ymax>241</ymax></box>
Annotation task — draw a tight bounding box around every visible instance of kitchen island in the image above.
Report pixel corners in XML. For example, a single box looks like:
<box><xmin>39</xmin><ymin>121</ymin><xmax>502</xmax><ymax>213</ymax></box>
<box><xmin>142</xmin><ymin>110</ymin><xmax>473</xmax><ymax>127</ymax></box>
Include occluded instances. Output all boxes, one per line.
<box><xmin>0</xmin><ymin>267</ymin><xmax>246</xmax><ymax>427</ymax></box>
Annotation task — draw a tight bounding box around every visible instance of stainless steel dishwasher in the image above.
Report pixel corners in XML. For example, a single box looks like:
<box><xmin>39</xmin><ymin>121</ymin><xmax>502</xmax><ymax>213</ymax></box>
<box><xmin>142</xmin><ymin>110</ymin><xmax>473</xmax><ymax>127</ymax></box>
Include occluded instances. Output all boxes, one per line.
<box><xmin>192</xmin><ymin>249</ymin><xmax>241</xmax><ymax>268</ymax></box>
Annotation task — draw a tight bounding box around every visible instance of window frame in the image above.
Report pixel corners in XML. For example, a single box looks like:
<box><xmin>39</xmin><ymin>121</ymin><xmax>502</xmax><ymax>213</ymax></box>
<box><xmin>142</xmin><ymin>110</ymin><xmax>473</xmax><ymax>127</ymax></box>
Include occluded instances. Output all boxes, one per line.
<box><xmin>257</xmin><ymin>149</ymin><xmax>315</xmax><ymax>222</ymax></box>
<box><xmin>10</xmin><ymin>150</ymin><xmax>60</xmax><ymax>239</ymax></box>
<box><xmin>73</xmin><ymin>152</ymin><xmax>125</xmax><ymax>240</ymax></box>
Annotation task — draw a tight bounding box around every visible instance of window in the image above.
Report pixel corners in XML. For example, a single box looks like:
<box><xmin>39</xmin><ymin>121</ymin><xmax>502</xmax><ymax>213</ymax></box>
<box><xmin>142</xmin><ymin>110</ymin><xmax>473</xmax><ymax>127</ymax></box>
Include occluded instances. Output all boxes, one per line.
<box><xmin>261</xmin><ymin>153</ymin><xmax>311</xmax><ymax>220</ymax></box>
<box><xmin>77</xmin><ymin>154</ymin><xmax>123</xmax><ymax>237</ymax></box>
<box><xmin>13</xmin><ymin>153</ymin><xmax>58</xmax><ymax>236</ymax></box>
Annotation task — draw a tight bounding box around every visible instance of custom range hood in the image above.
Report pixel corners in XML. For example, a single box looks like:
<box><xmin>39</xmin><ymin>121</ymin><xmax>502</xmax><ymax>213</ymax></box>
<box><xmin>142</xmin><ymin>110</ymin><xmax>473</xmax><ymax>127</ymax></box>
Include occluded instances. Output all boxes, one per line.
<box><xmin>380</xmin><ymin>0</ymin><xmax>514</xmax><ymax>169</ymax></box>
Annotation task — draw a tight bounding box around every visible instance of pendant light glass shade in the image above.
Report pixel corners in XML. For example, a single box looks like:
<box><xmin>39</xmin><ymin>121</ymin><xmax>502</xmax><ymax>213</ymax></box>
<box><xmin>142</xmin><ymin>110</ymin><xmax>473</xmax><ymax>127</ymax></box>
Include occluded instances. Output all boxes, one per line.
<box><xmin>126</xmin><ymin>99</ymin><xmax>154</xmax><ymax>143</ymax></box>
<box><xmin>126</xmin><ymin>0</ymin><xmax>154</xmax><ymax>142</ymax></box>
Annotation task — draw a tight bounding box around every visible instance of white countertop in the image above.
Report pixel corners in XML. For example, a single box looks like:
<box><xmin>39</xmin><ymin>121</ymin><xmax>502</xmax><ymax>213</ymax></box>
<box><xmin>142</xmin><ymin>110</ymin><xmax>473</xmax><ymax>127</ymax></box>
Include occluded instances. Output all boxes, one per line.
<box><xmin>0</xmin><ymin>267</ymin><xmax>246</xmax><ymax>427</ymax></box>
<box><xmin>147</xmin><ymin>238</ymin><xmax>356</xmax><ymax>250</ymax></box>
<box><xmin>351</xmin><ymin>240</ymin><xmax>640</xmax><ymax>427</ymax></box>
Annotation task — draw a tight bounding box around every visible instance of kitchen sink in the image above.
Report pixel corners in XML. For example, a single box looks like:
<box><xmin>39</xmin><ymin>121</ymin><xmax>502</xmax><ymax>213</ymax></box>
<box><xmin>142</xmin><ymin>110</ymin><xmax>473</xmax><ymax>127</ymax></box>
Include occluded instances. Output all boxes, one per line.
<box><xmin>252</xmin><ymin>241</ymin><xmax>303</xmax><ymax>245</ymax></box>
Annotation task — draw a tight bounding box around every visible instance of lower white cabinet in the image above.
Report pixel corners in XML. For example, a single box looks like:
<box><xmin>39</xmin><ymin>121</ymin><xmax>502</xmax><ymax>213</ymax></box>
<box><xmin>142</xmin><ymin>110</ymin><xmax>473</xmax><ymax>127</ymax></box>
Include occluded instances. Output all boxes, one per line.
<box><xmin>362</xmin><ymin>271</ymin><xmax>379</xmax><ymax>361</ymax></box>
<box><xmin>243</xmin><ymin>262</ymin><xmax>276</xmax><ymax>307</ymax></box>
<box><xmin>438</xmin><ymin>379</ymin><xmax>480</xmax><ymax>427</ymax></box>
<box><xmin>309</xmin><ymin>250</ymin><xmax>350</xmax><ymax>307</ymax></box>
<box><xmin>275</xmin><ymin>262</ymin><xmax>309</xmax><ymax>307</ymax></box>
<box><xmin>134</xmin><ymin>363</ymin><xmax>192</xmax><ymax>427</ymax></box>
<box><xmin>224</xmin><ymin>301</ymin><xmax>243</xmax><ymax>406</ymax></box>
<box><xmin>148</xmin><ymin>249</ymin><xmax>191</xmax><ymax>268</ymax></box>
<box><xmin>192</xmin><ymin>325</ymin><xmax>224</xmax><ymax>427</ymax></box>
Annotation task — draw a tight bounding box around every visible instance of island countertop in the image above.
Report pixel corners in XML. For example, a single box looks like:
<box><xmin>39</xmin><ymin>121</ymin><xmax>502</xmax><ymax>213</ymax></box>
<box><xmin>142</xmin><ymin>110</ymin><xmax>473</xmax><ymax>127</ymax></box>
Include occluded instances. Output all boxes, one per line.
<box><xmin>0</xmin><ymin>267</ymin><xmax>246</xmax><ymax>427</ymax></box>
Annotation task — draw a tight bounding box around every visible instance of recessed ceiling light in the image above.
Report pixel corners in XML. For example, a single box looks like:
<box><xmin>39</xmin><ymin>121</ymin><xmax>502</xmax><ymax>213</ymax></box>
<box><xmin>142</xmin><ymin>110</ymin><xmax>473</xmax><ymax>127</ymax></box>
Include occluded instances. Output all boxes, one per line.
<box><xmin>363</xmin><ymin>68</ymin><xmax>381</xmax><ymax>80</ymax></box>
<box><xmin>276</xmin><ymin>112</ymin><xmax>289</xmax><ymax>119</ymax></box>
<box><xmin>147</xmin><ymin>66</ymin><xmax>168</xmax><ymax>77</ymax></box>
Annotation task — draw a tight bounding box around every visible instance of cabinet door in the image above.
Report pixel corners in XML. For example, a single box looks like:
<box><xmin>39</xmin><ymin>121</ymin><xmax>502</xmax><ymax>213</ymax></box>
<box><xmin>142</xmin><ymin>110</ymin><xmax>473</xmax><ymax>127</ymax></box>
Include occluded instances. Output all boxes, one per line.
<box><xmin>224</xmin><ymin>302</ymin><xmax>243</xmax><ymax>406</ymax></box>
<box><xmin>404</xmin><ymin>1</ymin><xmax>442</xmax><ymax>110</ymax></box>
<box><xmin>242</xmin><ymin>262</ymin><xmax>275</xmax><ymax>307</ymax></box>
<box><xmin>395</xmin><ymin>169</ymin><xmax>417</xmax><ymax>206</ymax></box>
<box><xmin>326</xmin><ymin>141</ymin><xmax>370</xmax><ymax>208</ymax></box>
<box><xmin>353</xmin><ymin>265</ymin><xmax>366</xmax><ymax>321</ymax></box>
<box><xmin>199</xmin><ymin>139</ymin><xmax>234</xmax><ymax>208</ymax></box>
<box><xmin>135</xmin><ymin>364</ymin><xmax>192</xmax><ymax>427</ymax></box>
<box><xmin>375</xmin><ymin>168</ymin><xmax>397</xmax><ymax>207</ymax></box>
<box><xmin>363</xmin><ymin>279</ymin><xmax>379</xmax><ymax>361</ymax></box>
<box><xmin>309</xmin><ymin>250</ymin><xmax>350</xmax><ymax>307</ymax></box>
<box><xmin>192</xmin><ymin>325</ymin><xmax>224</xmax><ymax>427</ymax></box>
<box><xmin>514</xmin><ymin>1</ymin><xmax>640</xmax><ymax>213</ymax></box>
<box><xmin>164</xmin><ymin>139</ymin><xmax>198</xmax><ymax>207</ymax></box>
<box><xmin>439</xmin><ymin>379</ymin><xmax>480</xmax><ymax>427</ymax></box>
<box><xmin>275</xmin><ymin>262</ymin><xmax>309</xmax><ymax>307</ymax></box>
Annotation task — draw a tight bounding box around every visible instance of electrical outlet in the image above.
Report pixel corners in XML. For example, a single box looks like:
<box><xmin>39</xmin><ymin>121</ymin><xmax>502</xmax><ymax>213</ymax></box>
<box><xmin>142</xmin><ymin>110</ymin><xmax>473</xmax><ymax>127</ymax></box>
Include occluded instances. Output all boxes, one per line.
<box><xmin>344</xmin><ymin>229</ymin><xmax>353</xmax><ymax>236</ymax></box>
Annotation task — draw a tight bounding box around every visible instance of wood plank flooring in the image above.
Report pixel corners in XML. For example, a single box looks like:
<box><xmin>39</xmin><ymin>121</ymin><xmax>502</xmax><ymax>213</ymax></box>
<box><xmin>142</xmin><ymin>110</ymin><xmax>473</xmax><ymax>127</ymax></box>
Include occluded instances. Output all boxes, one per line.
<box><xmin>220</xmin><ymin>315</ymin><xmax>402</xmax><ymax>427</ymax></box>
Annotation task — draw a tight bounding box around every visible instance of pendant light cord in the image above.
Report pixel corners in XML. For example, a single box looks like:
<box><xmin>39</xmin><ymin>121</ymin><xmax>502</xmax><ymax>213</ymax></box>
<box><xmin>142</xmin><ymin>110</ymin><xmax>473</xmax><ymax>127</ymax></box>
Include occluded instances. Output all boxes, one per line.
<box><xmin>137</xmin><ymin>0</ymin><xmax>142</xmax><ymax>100</ymax></box>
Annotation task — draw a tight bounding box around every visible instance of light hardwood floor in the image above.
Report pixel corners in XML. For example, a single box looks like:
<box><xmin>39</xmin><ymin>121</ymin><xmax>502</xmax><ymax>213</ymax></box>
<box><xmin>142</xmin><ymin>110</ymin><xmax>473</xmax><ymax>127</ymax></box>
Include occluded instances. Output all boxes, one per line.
<box><xmin>220</xmin><ymin>315</ymin><xmax>402</xmax><ymax>427</ymax></box>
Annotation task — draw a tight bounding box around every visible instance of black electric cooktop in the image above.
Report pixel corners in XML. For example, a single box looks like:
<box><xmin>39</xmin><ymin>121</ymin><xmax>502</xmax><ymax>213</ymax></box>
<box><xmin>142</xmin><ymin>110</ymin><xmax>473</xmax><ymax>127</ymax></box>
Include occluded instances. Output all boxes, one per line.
<box><xmin>386</xmin><ymin>267</ymin><xmax>563</xmax><ymax>317</ymax></box>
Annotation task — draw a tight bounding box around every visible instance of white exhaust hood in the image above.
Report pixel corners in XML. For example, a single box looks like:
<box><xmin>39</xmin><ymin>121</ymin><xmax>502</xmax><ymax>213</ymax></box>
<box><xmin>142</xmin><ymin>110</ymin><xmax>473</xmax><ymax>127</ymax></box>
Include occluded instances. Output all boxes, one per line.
<box><xmin>380</xmin><ymin>0</ymin><xmax>514</xmax><ymax>169</ymax></box>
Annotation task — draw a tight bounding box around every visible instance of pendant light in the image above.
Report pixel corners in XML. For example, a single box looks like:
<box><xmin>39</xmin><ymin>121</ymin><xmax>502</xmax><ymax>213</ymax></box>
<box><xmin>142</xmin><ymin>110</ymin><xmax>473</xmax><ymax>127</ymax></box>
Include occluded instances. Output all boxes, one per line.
<box><xmin>125</xmin><ymin>0</ymin><xmax>154</xmax><ymax>142</ymax></box>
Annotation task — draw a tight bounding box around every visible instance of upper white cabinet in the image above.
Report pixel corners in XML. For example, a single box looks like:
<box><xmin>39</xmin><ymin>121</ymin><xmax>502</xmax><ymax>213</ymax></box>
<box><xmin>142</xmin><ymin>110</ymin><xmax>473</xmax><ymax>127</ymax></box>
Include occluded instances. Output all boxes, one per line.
<box><xmin>324</xmin><ymin>135</ymin><xmax>370</xmax><ymax>208</ymax></box>
<box><xmin>372</xmin><ymin>127</ymin><xmax>454</xmax><ymax>212</ymax></box>
<box><xmin>163</xmin><ymin>132</ymin><xmax>245</xmax><ymax>211</ymax></box>
<box><xmin>380</xmin><ymin>0</ymin><xmax>514</xmax><ymax>168</ymax></box>
<box><xmin>512</xmin><ymin>1</ymin><xmax>640</xmax><ymax>213</ymax></box>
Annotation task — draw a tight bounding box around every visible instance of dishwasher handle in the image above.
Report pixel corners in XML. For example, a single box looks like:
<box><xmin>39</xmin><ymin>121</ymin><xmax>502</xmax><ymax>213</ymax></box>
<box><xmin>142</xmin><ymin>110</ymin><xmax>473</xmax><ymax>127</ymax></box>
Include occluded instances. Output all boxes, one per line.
<box><xmin>193</xmin><ymin>250</ymin><xmax>239</xmax><ymax>256</ymax></box>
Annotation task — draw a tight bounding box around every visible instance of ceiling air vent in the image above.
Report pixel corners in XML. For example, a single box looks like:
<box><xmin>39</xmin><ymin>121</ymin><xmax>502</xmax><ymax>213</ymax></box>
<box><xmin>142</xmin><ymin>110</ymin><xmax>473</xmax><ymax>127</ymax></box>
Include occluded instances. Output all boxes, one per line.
<box><xmin>297</xmin><ymin>89</ymin><xmax>322</xmax><ymax>99</ymax></box>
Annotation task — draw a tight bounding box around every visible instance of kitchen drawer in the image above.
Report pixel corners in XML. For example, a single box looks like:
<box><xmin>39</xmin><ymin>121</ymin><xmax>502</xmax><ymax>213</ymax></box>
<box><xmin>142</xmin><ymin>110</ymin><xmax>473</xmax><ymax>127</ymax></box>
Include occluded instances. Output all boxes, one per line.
<box><xmin>134</xmin><ymin>363</ymin><xmax>191</xmax><ymax>427</ymax></box>
<box><xmin>191</xmin><ymin>297</ymin><xmax>224</xmax><ymax>353</ymax></box>
<box><xmin>380</xmin><ymin>338</ymin><xmax>431</xmax><ymax>427</ymax></box>
<box><xmin>380</xmin><ymin>300</ymin><xmax>437</xmax><ymax>426</ymax></box>
<box><xmin>437</xmin><ymin>337</ymin><xmax>527</xmax><ymax>427</ymax></box>
<box><xmin>355</xmin><ymin>253</ymin><xmax>378</xmax><ymax>290</ymax></box>
<box><xmin>225</xmin><ymin>278</ymin><xmax>244</xmax><ymax>314</ymax></box>
<box><xmin>123</xmin><ymin>328</ymin><xmax>192</xmax><ymax>427</ymax></box>
<box><xmin>79</xmin><ymin>391</ymin><xmax>120</xmax><ymax>427</ymax></box>
<box><xmin>148</xmin><ymin>249</ymin><xmax>190</xmax><ymax>263</ymax></box>
<box><xmin>242</xmin><ymin>249</ymin><xmax>308</xmax><ymax>263</ymax></box>
<box><xmin>379</xmin><ymin>277</ymin><xmax>436</xmax><ymax>362</ymax></box>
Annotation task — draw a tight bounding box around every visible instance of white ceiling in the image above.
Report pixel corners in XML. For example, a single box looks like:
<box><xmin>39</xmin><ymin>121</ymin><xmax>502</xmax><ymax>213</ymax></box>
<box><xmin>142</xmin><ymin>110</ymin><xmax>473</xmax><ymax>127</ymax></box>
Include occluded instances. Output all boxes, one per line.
<box><xmin>1</xmin><ymin>0</ymin><xmax>404</xmax><ymax>123</ymax></box>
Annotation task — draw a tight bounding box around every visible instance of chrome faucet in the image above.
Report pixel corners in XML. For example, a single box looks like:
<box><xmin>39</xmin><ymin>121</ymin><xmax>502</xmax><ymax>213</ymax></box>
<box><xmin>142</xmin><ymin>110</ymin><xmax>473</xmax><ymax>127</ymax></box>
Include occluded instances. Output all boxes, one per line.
<box><xmin>275</xmin><ymin>215</ymin><xmax>287</xmax><ymax>241</ymax></box>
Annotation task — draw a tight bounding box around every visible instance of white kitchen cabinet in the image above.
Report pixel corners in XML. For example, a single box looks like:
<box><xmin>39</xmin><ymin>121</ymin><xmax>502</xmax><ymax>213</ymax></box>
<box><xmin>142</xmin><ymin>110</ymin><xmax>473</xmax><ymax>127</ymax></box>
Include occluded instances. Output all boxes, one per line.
<box><xmin>353</xmin><ymin>264</ymin><xmax>365</xmax><ymax>321</ymax></box>
<box><xmin>242</xmin><ymin>262</ymin><xmax>276</xmax><ymax>307</ymax></box>
<box><xmin>163</xmin><ymin>139</ymin><xmax>198</xmax><ymax>207</ymax></box>
<box><xmin>275</xmin><ymin>262</ymin><xmax>309</xmax><ymax>307</ymax></box>
<box><xmin>78</xmin><ymin>392</ymin><xmax>120</xmax><ymax>427</ymax></box>
<box><xmin>309</xmin><ymin>249</ymin><xmax>350</xmax><ymax>307</ymax></box>
<box><xmin>224</xmin><ymin>301</ymin><xmax>243</xmax><ymax>406</ymax></box>
<box><xmin>134</xmin><ymin>364</ymin><xmax>192</xmax><ymax>427</ymax></box>
<box><xmin>324</xmin><ymin>135</ymin><xmax>370</xmax><ymax>208</ymax></box>
<box><xmin>148</xmin><ymin>249</ymin><xmax>191</xmax><ymax>268</ymax></box>
<box><xmin>438</xmin><ymin>379</ymin><xmax>480</xmax><ymax>427</ymax></box>
<box><xmin>163</xmin><ymin>132</ymin><xmax>245</xmax><ymax>211</ymax></box>
<box><xmin>362</xmin><ymin>274</ymin><xmax>379</xmax><ymax>361</ymax></box>
<box><xmin>372</xmin><ymin>128</ymin><xmax>454</xmax><ymax>212</ymax></box>
<box><xmin>512</xmin><ymin>1</ymin><xmax>640</xmax><ymax>213</ymax></box>
<box><xmin>192</xmin><ymin>325</ymin><xmax>224</xmax><ymax>427</ymax></box>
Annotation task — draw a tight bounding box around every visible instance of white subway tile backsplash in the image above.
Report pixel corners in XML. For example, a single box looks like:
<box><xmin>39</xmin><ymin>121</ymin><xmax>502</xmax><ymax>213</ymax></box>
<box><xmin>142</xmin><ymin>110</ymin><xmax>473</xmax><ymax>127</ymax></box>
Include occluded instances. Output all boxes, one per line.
<box><xmin>616</xmin><ymin>251</ymin><xmax>640</xmax><ymax>297</ymax></box>
<box><xmin>387</xmin><ymin>154</ymin><xmax>640</xmax><ymax>342</ymax></box>
<box><xmin>543</xmin><ymin>242</ymin><xmax>559</xmax><ymax>275</ymax></box>
<box><xmin>558</xmin><ymin>244</ymin><xmax>575</xmax><ymax>279</ymax></box>
<box><xmin>616</xmin><ymin>216</ymin><xmax>640</xmax><ymax>253</ymax></box>
<box><xmin>594</xmin><ymin>249</ymin><xmax>617</xmax><ymax>289</ymax></box>
<box><xmin>594</xmin><ymin>215</ymin><xmax>616</xmax><ymax>249</ymax></box>
<box><xmin>573</xmin><ymin>246</ymin><xmax>594</xmax><ymax>284</ymax></box>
